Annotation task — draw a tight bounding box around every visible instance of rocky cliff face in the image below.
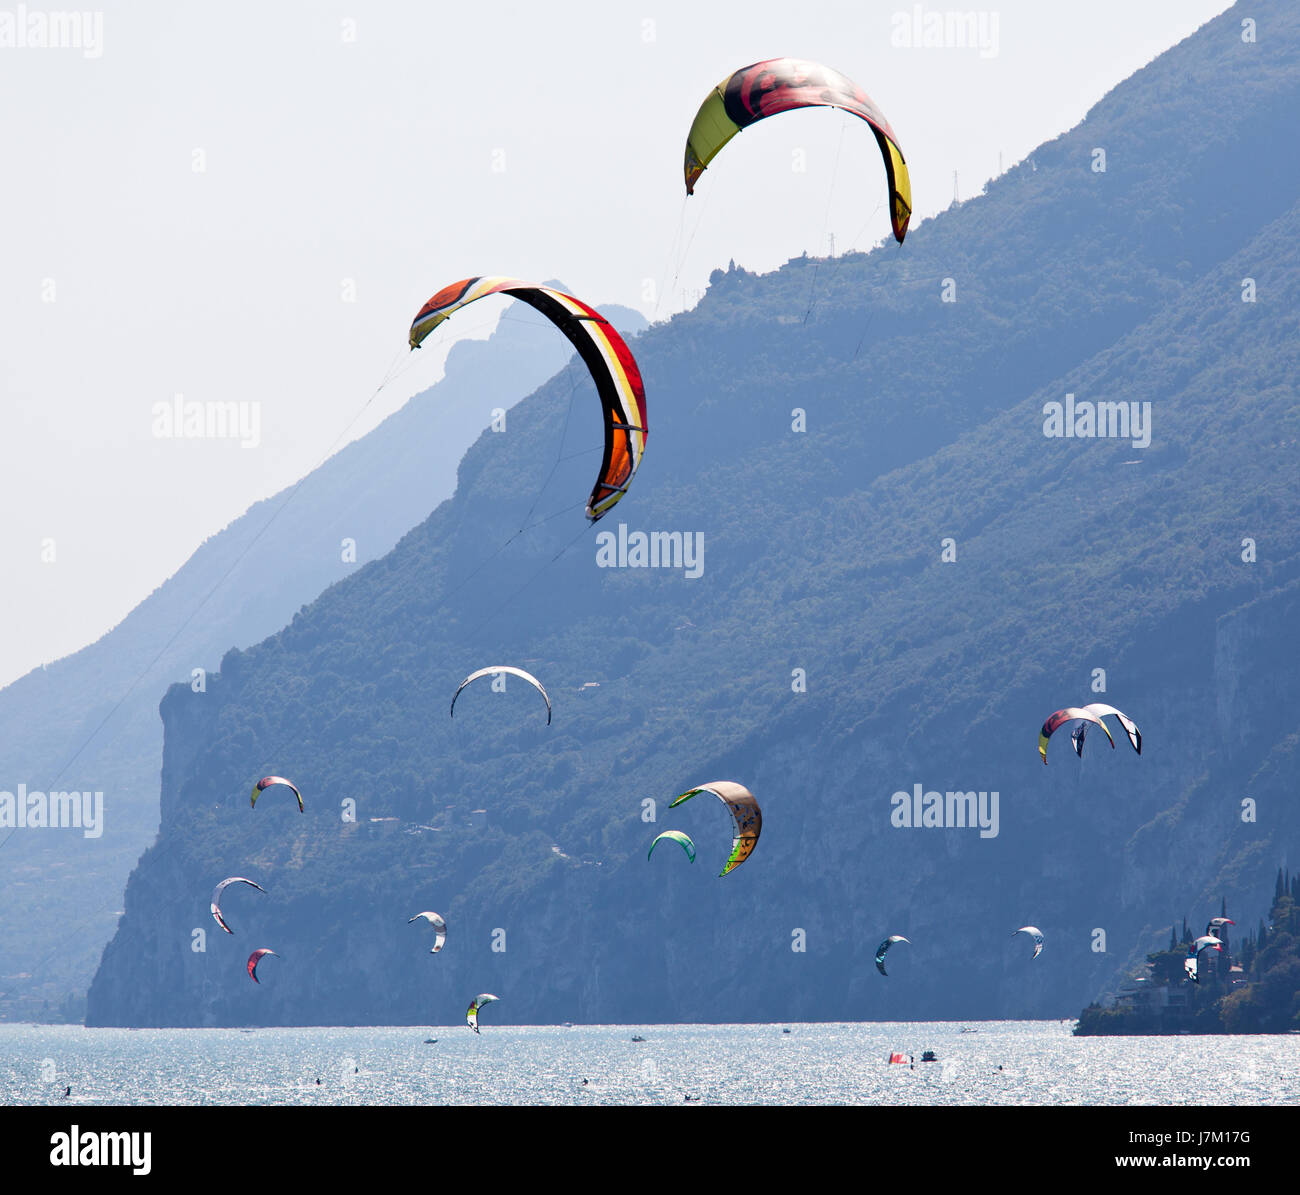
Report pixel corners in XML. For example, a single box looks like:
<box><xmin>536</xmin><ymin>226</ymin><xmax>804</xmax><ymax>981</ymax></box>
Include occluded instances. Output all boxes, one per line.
<box><xmin>84</xmin><ymin>568</ymin><xmax>1296</xmax><ymax>1027</ymax></box>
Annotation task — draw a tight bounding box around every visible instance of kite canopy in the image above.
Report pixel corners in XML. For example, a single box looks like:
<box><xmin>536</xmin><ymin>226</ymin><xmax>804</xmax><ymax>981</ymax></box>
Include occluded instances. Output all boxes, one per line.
<box><xmin>246</xmin><ymin>947</ymin><xmax>278</xmax><ymax>984</ymax></box>
<box><xmin>1206</xmin><ymin>917</ymin><xmax>1235</xmax><ymax>938</ymax></box>
<box><xmin>408</xmin><ymin>277</ymin><xmax>647</xmax><ymax>522</ymax></box>
<box><xmin>875</xmin><ymin>935</ymin><xmax>910</xmax><ymax>977</ymax></box>
<box><xmin>668</xmin><ymin>781</ymin><xmax>761</xmax><ymax>877</ymax></box>
<box><xmin>466</xmin><ymin>993</ymin><xmax>500</xmax><ymax>1034</ymax></box>
<box><xmin>250</xmin><ymin>775</ymin><xmax>303</xmax><ymax>812</ymax></box>
<box><xmin>1038</xmin><ymin>708</ymin><xmax>1113</xmax><ymax>765</ymax></box>
<box><xmin>409</xmin><ymin>911</ymin><xmax>448</xmax><ymax>953</ymax></box>
<box><xmin>1073</xmin><ymin>703</ymin><xmax>1142</xmax><ymax>757</ymax></box>
<box><xmin>683</xmin><ymin>58</ymin><xmax>912</xmax><ymax>243</ymax></box>
<box><xmin>1187</xmin><ymin>937</ymin><xmax>1222</xmax><ymax>984</ymax></box>
<box><xmin>647</xmin><ymin>830</ymin><xmax>697</xmax><ymax>865</ymax></box>
<box><xmin>1189</xmin><ymin>935</ymin><xmax>1223</xmax><ymax>958</ymax></box>
<box><xmin>209</xmin><ymin>876</ymin><xmax>266</xmax><ymax>935</ymax></box>
<box><xmin>450</xmin><ymin>666</ymin><xmax>552</xmax><ymax>725</ymax></box>
<box><xmin>1012</xmin><ymin>926</ymin><xmax>1044</xmax><ymax>960</ymax></box>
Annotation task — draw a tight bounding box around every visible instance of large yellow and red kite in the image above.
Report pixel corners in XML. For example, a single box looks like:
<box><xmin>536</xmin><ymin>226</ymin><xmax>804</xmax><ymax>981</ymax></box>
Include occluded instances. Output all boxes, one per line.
<box><xmin>683</xmin><ymin>58</ymin><xmax>912</xmax><ymax>244</ymax></box>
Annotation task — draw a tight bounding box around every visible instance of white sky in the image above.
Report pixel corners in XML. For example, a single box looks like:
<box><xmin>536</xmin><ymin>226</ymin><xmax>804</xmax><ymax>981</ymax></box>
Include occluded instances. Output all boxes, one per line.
<box><xmin>0</xmin><ymin>0</ymin><xmax>1232</xmax><ymax>687</ymax></box>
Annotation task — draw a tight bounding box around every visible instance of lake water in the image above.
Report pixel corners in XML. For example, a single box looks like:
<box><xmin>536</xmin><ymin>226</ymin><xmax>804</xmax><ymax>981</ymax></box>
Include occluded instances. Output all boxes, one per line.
<box><xmin>2</xmin><ymin>1021</ymin><xmax>1296</xmax><ymax>1105</ymax></box>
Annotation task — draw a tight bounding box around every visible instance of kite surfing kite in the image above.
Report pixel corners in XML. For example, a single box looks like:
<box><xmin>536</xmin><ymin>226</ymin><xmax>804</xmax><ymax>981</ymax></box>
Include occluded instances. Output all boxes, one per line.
<box><xmin>210</xmin><ymin>876</ymin><xmax>266</xmax><ymax>935</ymax></box>
<box><xmin>409</xmin><ymin>911</ymin><xmax>448</xmax><ymax>953</ymax></box>
<box><xmin>683</xmin><ymin>58</ymin><xmax>912</xmax><ymax>243</ymax></box>
<box><xmin>647</xmin><ymin>830</ymin><xmax>696</xmax><ymax>865</ymax></box>
<box><xmin>1189</xmin><ymin>935</ymin><xmax>1223</xmax><ymax>959</ymax></box>
<box><xmin>250</xmin><ymin>775</ymin><xmax>303</xmax><ymax>813</ymax></box>
<box><xmin>409</xmin><ymin>278</ymin><xmax>647</xmax><ymax>522</ymax></box>
<box><xmin>246</xmin><ymin>948</ymin><xmax>279</xmax><ymax>984</ymax></box>
<box><xmin>450</xmin><ymin>666</ymin><xmax>552</xmax><ymax>725</ymax></box>
<box><xmin>875</xmin><ymin>935</ymin><xmax>910</xmax><ymax>976</ymax></box>
<box><xmin>1072</xmin><ymin>704</ymin><xmax>1142</xmax><ymax>758</ymax></box>
<box><xmin>667</xmin><ymin>781</ymin><xmax>761</xmax><ymax>877</ymax></box>
<box><xmin>466</xmin><ymin>993</ymin><xmax>500</xmax><ymax>1034</ymax></box>
<box><xmin>1012</xmin><ymin>926</ymin><xmax>1044</xmax><ymax>960</ymax></box>
<box><xmin>1206</xmin><ymin>917</ymin><xmax>1235</xmax><ymax>938</ymax></box>
<box><xmin>1186</xmin><ymin>937</ymin><xmax>1222</xmax><ymax>984</ymax></box>
<box><xmin>1038</xmin><ymin>708</ymin><xmax>1113</xmax><ymax>765</ymax></box>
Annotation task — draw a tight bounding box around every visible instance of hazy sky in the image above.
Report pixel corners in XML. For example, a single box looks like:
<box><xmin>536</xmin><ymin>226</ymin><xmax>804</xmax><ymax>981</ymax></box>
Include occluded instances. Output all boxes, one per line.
<box><xmin>0</xmin><ymin>0</ymin><xmax>1232</xmax><ymax>687</ymax></box>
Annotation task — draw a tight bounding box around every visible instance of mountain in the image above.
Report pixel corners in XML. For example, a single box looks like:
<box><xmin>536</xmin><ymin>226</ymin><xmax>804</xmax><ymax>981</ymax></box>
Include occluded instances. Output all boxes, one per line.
<box><xmin>0</xmin><ymin>297</ymin><xmax>646</xmax><ymax>1021</ymax></box>
<box><xmin>86</xmin><ymin>0</ymin><xmax>1299</xmax><ymax>1026</ymax></box>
